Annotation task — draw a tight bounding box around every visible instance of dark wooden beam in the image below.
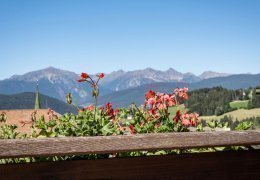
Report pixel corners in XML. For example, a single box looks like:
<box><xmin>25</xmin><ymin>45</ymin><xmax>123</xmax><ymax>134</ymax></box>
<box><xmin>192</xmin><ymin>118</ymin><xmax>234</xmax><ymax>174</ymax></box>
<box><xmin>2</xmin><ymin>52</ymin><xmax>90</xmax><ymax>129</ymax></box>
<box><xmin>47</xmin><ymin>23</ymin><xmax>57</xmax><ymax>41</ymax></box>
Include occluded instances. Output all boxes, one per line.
<box><xmin>1</xmin><ymin>150</ymin><xmax>260</xmax><ymax>180</ymax></box>
<box><xmin>0</xmin><ymin>131</ymin><xmax>259</xmax><ymax>158</ymax></box>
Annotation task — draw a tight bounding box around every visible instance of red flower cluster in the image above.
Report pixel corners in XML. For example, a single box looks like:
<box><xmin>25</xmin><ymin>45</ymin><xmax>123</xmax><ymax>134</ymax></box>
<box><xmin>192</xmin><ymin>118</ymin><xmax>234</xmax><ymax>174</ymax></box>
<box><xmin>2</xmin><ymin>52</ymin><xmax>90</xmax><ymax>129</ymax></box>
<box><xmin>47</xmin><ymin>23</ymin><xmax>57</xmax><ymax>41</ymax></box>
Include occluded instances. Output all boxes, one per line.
<box><xmin>105</xmin><ymin>102</ymin><xmax>120</xmax><ymax>120</ymax></box>
<box><xmin>77</xmin><ymin>72</ymin><xmax>105</xmax><ymax>83</ymax></box>
<box><xmin>129</xmin><ymin>125</ymin><xmax>135</xmax><ymax>134</ymax></box>
<box><xmin>77</xmin><ymin>73</ymin><xmax>89</xmax><ymax>82</ymax></box>
<box><xmin>174</xmin><ymin>87</ymin><xmax>188</xmax><ymax>100</ymax></box>
<box><xmin>85</xmin><ymin>105</ymin><xmax>95</xmax><ymax>111</ymax></box>
<box><xmin>77</xmin><ymin>72</ymin><xmax>105</xmax><ymax>106</ymax></box>
<box><xmin>81</xmin><ymin>72</ymin><xmax>89</xmax><ymax>79</ymax></box>
<box><xmin>105</xmin><ymin>102</ymin><xmax>113</xmax><ymax>116</ymax></box>
<box><xmin>98</xmin><ymin>73</ymin><xmax>105</xmax><ymax>79</ymax></box>
<box><xmin>174</xmin><ymin>110</ymin><xmax>199</xmax><ymax>127</ymax></box>
<box><xmin>144</xmin><ymin>87</ymin><xmax>188</xmax><ymax>118</ymax></box>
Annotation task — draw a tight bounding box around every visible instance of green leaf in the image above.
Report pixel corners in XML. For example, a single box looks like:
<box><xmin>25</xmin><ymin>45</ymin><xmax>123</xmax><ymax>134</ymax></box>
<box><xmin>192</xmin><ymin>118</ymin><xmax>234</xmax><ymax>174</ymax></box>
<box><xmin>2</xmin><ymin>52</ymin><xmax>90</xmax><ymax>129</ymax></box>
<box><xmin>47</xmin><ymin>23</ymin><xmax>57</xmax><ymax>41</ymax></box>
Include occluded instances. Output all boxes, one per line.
<box><xmin>101</xmin><ymin>122</ymin><xmax>114</xmax><ymax>136</ymax></box>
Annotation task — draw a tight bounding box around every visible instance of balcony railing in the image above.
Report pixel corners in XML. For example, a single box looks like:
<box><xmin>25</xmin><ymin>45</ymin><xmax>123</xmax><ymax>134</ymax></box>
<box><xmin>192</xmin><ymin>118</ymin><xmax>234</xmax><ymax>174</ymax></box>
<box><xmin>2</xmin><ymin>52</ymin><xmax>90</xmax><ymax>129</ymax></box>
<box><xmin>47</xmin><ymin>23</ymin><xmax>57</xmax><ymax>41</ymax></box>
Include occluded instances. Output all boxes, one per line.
<box><xmin>0</xmin><ymin>131</ymin><xmax>260</xmax><ymax>179</ymax></box>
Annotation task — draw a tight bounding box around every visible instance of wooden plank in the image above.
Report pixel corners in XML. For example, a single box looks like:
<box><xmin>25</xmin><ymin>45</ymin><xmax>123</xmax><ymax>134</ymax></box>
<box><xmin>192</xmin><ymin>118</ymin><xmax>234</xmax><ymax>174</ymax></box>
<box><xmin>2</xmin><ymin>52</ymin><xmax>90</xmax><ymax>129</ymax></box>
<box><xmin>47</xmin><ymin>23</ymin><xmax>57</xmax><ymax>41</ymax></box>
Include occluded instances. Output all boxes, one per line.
<box><xmin>0</xmin><ymin>131</ymin><xmax>260</xmax><ymax>158</ymax></box>
<box><xmin>1</xmin><ymin>150</ymin><xmax>260</xmax><ymax>180</ymax></box>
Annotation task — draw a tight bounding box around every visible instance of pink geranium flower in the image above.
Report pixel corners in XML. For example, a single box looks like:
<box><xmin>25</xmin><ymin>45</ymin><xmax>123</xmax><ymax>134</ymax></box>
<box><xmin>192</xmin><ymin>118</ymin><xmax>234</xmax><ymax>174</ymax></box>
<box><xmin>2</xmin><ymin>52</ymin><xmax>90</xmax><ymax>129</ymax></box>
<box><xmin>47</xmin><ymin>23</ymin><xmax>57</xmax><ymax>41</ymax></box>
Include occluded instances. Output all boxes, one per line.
<box><xmin>98</xmin><ymin>73</ymin><xmax>105</xmax><ymax>79</ymax></box>
<box><xmin>181</xmin><ymin>119</ymin><xmax>191</xmax><ymax>126</ymax></box>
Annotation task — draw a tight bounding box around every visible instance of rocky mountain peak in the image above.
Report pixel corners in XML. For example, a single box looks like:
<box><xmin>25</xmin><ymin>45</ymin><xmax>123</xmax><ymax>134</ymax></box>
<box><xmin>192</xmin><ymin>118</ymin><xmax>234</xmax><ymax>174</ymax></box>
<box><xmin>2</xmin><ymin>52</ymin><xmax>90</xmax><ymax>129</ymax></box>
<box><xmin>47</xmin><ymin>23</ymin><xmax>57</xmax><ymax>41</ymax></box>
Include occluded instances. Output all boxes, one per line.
<box><xmin>199</xmin><ymin>71</ymin><xmax>230</xmax><ymax>79</ymax></box>
<box><xmin>9</xmin><ymin>67</ymin><xmax>78</xmax><ymax>82</ymax></box>
<box><xmin>165</xmin><ymin>68</ymin><xmax>183</xmax><ymax>76</ymax></box>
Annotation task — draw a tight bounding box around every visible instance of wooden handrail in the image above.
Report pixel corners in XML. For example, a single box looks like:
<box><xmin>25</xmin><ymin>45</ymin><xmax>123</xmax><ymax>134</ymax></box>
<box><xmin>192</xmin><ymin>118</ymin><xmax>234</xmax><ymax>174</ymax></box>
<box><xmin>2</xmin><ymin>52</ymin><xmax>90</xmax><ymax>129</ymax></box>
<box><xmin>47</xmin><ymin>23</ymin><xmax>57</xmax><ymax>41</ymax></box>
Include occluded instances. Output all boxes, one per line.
<box><xmin>0</xmin><ymin>131</ymin><xmax>260</xmax><ymax>158</ymax></box>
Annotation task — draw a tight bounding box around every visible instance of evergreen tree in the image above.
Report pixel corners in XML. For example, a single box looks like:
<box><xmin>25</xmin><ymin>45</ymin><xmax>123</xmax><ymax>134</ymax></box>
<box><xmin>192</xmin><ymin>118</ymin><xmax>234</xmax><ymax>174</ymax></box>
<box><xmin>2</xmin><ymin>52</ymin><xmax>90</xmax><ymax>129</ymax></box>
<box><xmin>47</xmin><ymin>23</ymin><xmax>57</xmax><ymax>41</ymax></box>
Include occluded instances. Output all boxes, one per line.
<box><xmin>34</xmin><ymin>81</ymin><xmax>41</xmax><ymax>109</ymax></box>
<box><xmin>186</xmin><ymin>87</ymin><xmax>233</xmax><ymax>116</ymax></box>
<box><xmin>252</xmin><ymin>87</ymin><xmax>260</xmax><ymax>108</ymax></box>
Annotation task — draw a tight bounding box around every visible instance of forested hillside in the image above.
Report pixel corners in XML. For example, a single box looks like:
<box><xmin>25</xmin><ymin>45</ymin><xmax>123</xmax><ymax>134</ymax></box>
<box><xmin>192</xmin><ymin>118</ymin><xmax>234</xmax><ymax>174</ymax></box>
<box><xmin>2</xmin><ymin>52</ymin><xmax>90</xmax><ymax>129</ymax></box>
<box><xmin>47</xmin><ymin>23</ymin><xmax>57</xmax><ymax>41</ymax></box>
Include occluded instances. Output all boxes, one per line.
<box><xmin>0</xmin><ymin>92</ymin><xmax>77</xmax><ymax>114</ymax></box>
<box><xmin>185</xmin><ymin>87</ymin><xmax>234</xmax><ymax>116</ymax></box>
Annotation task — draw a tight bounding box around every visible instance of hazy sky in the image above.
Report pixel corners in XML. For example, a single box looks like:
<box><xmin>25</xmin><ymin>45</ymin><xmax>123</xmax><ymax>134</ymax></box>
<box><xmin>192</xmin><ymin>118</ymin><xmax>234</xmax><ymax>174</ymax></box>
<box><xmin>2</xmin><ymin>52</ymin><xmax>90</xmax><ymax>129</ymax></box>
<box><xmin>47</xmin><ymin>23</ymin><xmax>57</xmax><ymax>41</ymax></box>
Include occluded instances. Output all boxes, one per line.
<box><xmin>0</xmin><ymin>0</ymin><xmax>259</xmax><ymax>79</ymax></box>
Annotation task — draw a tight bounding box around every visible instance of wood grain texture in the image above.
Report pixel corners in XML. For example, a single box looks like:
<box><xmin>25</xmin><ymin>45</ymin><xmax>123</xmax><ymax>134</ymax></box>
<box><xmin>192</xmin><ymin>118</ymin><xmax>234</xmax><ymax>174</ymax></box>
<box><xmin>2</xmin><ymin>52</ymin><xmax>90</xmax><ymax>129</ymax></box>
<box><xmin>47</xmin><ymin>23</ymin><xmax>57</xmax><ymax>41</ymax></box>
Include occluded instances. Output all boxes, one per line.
<box><xmin>1</xmin><ymin>150</ymin><xmax>260</xmax><ymax>180</ymax></box>
<box><xmin>0</xmin><ymin>131</ymin><xmax>260</xmax><ymax>158</ymax></box>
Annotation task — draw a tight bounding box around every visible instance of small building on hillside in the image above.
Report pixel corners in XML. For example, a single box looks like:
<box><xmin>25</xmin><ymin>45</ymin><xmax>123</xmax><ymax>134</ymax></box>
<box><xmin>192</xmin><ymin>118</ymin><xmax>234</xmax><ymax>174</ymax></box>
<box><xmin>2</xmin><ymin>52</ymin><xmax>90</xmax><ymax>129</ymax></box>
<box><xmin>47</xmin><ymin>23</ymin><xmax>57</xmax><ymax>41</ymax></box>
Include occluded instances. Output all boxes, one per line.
<box><xmin>0</xmin><ymin>109</ymin><xmax>57</xmax><ymax>134</ymax></box>
<box><xmin>0</xmin><ymin>82</ymin><xmax>59</xmax><ymax>134</ymax></box>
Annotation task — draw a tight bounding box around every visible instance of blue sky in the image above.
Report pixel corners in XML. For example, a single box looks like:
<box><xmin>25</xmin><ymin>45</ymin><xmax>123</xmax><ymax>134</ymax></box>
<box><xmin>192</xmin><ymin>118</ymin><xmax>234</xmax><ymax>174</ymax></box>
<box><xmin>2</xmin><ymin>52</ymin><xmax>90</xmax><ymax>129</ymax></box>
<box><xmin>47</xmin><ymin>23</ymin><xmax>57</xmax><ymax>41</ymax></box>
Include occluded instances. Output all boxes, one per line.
<box><xmin>0</xmin><ymin>0</ymin><xmax>259</xmax><ymax>79</ymax></box>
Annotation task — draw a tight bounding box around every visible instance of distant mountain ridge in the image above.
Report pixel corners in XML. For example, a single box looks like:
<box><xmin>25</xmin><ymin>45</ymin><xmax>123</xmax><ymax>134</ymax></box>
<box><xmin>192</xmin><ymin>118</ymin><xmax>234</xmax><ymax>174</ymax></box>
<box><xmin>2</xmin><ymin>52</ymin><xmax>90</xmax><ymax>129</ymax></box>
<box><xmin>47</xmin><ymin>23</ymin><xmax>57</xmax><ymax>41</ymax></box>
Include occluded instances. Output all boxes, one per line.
<box><xmin>100</xmin><ymin>68</ymin><xmax>229</xmax><ymax>91</ymax></box>
<box><xmin>0</xmin><ymin>66</ymin><xmax>256</xmax><ymax>106</ymax></box>
<box><xmin>199</xmin><ymin>71</ymin><xmax>231</xmax><ymax>79</ymax></box>
<box><xmin>9</xmin><ymin>67</ymin><xmax>77</xmax><ymax>82</ymax></box>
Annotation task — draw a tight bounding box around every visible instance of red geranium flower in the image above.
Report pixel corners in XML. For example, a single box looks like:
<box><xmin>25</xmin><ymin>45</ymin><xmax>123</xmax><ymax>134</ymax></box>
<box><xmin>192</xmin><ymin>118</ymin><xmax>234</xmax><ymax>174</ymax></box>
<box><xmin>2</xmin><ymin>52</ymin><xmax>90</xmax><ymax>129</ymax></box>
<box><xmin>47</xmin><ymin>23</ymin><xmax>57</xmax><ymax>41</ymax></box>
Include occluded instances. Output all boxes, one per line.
<box><xmin>114</xmin><ymin>108</ymin><xmax>120</xmax><ymax>115</ymax></box>
<box><xmin>145</xmin><ymin>90</ymin><xmax>155</xmax><ymax>100</ymax></box>
<box><xmin>154</xmin><ymin>123</ymin><xmax>160</xmax><ymax>129</ymax></box>
<box><xmin>86</xmin><ymin>105</ymin><xmax>95</xmax><ymax>111</ymax></box>
<box><xmin>183</xmin><ymin>93</ymin><xmax>188</xmax><ymax>100</ymax></box>
<box><xmin>129</xmin><ymin>125</ymin><xmax>135</xmax><ymax>134</ymax></box>
<box><xmin>173</xmin><ymin>110</ymin><xmax>181</xmax><ymax>123</ymax></box>
<box><xmin>98</xmin><ymin>73</ymin><xmax>105</xmax><ymax>79</ymax></box>
<box><xmin>81</xmin><ymin>72</ymin><xmax>89</xmax><ymax>79</ymax></box>
<box><xmin>181</xmin><ymin>119</ymin><xmax>191</xmax><ymax>126</ymax></box>
<box><xmin>174</xmin><ymin>87</ymin><xmax>189</xmax><ymax>100</ymax></box>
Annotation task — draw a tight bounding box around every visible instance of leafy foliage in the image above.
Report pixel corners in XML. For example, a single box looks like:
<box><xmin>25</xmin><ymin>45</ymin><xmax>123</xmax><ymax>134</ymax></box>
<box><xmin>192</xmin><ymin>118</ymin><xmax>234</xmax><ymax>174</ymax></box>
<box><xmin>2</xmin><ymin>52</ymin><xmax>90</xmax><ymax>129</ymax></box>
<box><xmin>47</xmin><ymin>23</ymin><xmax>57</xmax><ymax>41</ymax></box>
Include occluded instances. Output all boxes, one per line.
<box><xmin>0</xmin><ymin>124</ymin><xmax>18</xmax><ymax>139</ymax></box>
<box><xmin>201</xmin><ymin>115</ymin><xmax>257</xmax><ymax>130</ymax></box>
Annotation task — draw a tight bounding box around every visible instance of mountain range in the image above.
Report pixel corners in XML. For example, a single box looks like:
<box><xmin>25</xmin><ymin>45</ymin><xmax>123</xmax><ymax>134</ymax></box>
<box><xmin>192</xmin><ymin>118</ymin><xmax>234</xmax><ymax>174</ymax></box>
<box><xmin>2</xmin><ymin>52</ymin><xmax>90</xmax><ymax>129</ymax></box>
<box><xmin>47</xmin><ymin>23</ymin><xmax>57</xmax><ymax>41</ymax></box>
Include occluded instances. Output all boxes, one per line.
<box><xmin>100</xmin><ymin>68</ymin><xmax>230</xmax><ymax>91</ymax></box>
<box><xmin>0</xmin><ymin>67</ymin><xmax>259</xmax><ymax>107</ymax></box>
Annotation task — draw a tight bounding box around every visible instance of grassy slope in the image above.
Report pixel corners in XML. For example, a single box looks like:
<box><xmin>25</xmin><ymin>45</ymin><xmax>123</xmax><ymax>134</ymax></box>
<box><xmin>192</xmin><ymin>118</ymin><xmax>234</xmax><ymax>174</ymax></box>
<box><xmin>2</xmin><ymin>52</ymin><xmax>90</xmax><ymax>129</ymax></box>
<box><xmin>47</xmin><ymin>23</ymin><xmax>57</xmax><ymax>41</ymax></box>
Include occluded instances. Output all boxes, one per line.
<box><xmin>169</xmin><ymin>105</ymin><xmax>260</xmax><ymax>127</ymax></box>
<box><xmin>229</xmin><ymin>100</ymin><xmax>249</xmax><ymax>109</ymax></box>
<box><xmin>168</xmin><ymin>105</ymin><xmax>260</xmax><ymax>122</ymax></box>
<box><xmin>199</xmin><ymin>108</ymin><xmax>260</xmax><ymax>121</ymax></box>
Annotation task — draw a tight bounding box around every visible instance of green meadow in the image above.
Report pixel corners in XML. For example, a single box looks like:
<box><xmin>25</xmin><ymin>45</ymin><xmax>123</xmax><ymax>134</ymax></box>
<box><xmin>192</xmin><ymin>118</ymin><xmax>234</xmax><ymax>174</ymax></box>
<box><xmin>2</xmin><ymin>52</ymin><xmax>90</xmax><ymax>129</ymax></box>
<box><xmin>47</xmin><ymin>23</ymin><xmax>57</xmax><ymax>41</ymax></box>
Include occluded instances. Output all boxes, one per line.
<box><xmin>229</xmin><ymin>100</ymin><xmax>249</xmax><ymax>109</ymax></box>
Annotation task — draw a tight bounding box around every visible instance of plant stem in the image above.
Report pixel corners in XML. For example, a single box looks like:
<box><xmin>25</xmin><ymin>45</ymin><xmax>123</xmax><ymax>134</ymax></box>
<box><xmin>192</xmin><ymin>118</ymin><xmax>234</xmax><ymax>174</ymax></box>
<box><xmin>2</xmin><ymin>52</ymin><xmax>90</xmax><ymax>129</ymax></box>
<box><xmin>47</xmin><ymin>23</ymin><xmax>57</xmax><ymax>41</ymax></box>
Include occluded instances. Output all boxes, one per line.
<box><xmin>94</xmin><ymin>96</ymin><xmax>97</xmax><ymax>122</ymax></box>
<box><xmin>133</xmin><ymin>104</ymin><xmax>146</xmax><ymax>122</ymax></box>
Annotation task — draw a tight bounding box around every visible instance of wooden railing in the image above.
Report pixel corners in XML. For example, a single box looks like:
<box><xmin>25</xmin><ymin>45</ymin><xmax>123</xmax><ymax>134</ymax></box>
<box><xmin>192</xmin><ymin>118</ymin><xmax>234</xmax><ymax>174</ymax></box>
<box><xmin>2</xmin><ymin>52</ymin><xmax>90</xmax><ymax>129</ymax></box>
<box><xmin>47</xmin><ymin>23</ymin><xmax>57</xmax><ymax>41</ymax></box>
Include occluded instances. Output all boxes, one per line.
<box><xmin>1</xmin><ymin>131</ymin><xmax>260</xmax><ymax>179</ymax></box>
